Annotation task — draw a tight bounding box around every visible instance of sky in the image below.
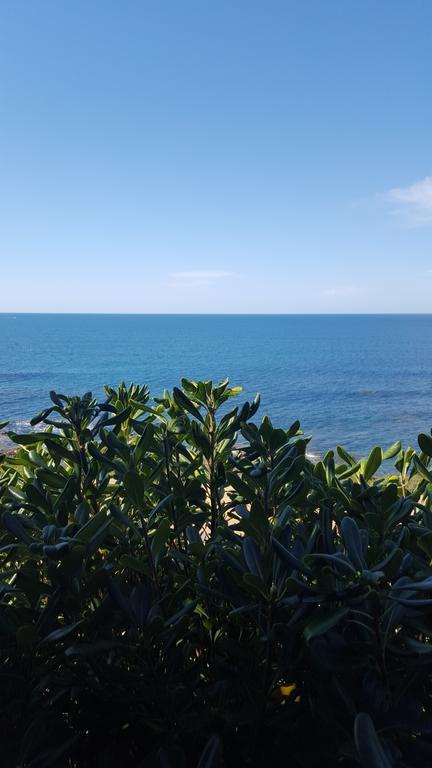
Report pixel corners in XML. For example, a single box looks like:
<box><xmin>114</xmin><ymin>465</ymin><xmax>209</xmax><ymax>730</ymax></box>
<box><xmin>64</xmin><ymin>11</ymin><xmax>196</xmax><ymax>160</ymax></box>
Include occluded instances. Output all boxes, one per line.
<box><xmin>0</xmin><ymin>0</ymin><xmax>431</xmax><ymax>313</ymax></box>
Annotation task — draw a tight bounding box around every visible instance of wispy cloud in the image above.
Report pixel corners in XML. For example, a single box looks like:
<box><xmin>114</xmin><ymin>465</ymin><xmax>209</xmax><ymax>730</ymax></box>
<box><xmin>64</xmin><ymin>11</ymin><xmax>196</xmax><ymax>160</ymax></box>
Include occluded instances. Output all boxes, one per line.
<box><xmin>168</xmin><ymin>270</ymin><xmax>234</xmax><ymax>288</ymax></box>
<box><xmin>384</xmin><ymin>176</ymin><xmax>432</xmax><ymax>225</ymax></box>
<box><xmin>322</xmin><ymin>284</ymin><xmax>357</xmax><ymax>298</ymax></box>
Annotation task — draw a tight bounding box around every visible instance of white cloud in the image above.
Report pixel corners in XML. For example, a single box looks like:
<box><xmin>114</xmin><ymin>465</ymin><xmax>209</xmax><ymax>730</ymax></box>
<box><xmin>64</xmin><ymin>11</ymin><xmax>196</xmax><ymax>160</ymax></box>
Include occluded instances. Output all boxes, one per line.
<box><xmin>170</xmin><ymin>271</ymin><xmax>233</xmax><ymax>280</ymax></box>
<box><xmin>385</xmin><ymin>176</ymin><xmax>432</xmax><ymax>225</ymax></box>
<box><xmin>168</xmin><ymin>270</ymin><xmax>234</xmax><ymax>288</ymax></box>
<box><xmin>322</xmin><ymin>284</ymin><xmax>357</xmax><ymax>298</ymax></box>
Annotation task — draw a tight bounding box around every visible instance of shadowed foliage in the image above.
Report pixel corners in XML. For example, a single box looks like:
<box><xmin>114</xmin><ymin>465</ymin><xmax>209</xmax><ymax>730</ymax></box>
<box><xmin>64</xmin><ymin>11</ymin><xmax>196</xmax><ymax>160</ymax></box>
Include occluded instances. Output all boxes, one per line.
<box><xmin>1</xmin><ymin>379</ymin><xmax>432</xmax><ymax>766</ymax></box>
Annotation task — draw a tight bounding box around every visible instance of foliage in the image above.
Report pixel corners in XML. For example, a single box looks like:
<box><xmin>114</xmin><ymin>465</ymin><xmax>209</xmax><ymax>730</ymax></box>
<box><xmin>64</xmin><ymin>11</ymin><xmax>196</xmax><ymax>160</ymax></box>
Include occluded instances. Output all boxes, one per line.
<box><xmin>1</xmin><ymin>379</ymin><xmax>432</xmax><ymax>766</ymax></box>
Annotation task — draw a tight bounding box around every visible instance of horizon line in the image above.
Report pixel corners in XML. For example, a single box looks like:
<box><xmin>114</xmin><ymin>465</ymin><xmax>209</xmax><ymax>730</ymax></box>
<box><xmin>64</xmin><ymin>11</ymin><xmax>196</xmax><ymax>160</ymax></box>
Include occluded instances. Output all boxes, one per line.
<box><xmin>1</xmin><ymin>311</ymin><xmax>432</xmax><ymax>317</ymax></box>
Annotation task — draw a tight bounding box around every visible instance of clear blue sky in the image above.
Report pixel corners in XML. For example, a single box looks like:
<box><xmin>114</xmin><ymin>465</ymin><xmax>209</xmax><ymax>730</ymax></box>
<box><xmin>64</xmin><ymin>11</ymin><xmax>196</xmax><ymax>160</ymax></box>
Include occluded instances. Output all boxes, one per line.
<box><xmin>1</xmin><ymin>1</ymin><xmax>431</xmax><ymax>313</ymax></box>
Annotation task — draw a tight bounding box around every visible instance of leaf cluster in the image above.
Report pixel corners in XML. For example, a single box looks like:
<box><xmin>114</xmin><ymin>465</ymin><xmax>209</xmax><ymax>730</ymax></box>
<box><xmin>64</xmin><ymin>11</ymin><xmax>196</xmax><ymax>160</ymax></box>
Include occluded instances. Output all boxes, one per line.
<box><xmin>1</xmin><ymin>380</ymin><xmax>432</xmax><ymax>767</ymax></box>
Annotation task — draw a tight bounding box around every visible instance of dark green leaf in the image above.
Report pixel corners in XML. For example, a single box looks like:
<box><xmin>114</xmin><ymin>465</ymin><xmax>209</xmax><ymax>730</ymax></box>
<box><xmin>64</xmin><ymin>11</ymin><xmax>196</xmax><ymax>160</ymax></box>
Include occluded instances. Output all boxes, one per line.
<box><xmin>197</xmin><ymin>735</ymin><xmax>222</xmax><ymax>768</ymax></box>
<box><xmin>124</xmin><ymin>470</ymin><xmax>144</xmax><ymax>507</ymax></box>
<box><xmin>418</xmin><ymin>433</ymin><xmax>432</xmax><ymax>457</ymax></box>
<box><xmin>304</xmin><ymin>607</ymin><xmax>349</xmax><ymax>643</ymax></box>
<box><xmin>173</xmin><ymin>387</ymin><xmax>204</xmax><ymax>423</ymax></box>
<box><xmin>354</xmin><ymin>713</ymin><xmax>393</xmax><ymax>768</ymax></box>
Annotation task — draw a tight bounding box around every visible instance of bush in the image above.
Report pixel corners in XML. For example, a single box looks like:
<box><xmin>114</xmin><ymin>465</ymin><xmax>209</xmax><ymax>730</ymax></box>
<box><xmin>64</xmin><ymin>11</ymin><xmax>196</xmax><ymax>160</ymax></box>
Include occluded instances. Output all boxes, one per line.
<box><xmin>1</xmin><ymin>379</ymin><xmax>432</xmax><ymax>767</ymax></box>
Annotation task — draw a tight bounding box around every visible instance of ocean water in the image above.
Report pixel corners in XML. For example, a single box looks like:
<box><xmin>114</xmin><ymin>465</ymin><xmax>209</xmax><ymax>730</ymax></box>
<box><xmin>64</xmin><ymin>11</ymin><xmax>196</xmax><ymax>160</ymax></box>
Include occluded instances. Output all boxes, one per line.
<box><xmin>1</xmin><ymin>313</ymin><xmax>432</xmax><ymax>458</ymax></box>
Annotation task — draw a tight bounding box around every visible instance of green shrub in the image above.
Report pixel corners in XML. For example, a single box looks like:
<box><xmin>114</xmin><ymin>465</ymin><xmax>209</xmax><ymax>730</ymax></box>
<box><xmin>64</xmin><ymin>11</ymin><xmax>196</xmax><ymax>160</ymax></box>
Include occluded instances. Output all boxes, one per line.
<box><xmin>1</xmin><ymin>379</ymin><xmax>432</xmax><ymax>767</ymax></box>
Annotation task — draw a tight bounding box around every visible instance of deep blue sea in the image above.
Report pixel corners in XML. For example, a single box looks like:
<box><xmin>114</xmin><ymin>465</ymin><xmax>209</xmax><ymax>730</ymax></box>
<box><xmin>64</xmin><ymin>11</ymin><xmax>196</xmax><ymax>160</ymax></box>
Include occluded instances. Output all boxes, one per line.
<box><xmin>1</xmin><ymin>314</ymin><xmax>432</xmax><ymax>458</ymax></box>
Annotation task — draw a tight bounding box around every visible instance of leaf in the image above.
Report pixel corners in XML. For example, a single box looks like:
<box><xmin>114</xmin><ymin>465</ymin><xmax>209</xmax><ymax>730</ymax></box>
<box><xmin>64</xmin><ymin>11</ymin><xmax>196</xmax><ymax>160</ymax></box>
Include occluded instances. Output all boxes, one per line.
<box><xmin>49</xmin><ymin>390</ymin><xmax>67</xmax><ymax>406</ymax></box>
<box><xmin>28</xmin><ymin>450</ymin><xmax>48</xmax><ymax>468</ymax></box>
<box><xmin>2</xmin><ymin>511</ymin><xmax>32</xmax><ymax>544</ymax></box>
<box><xmin>87</xmin><ymin>441</ymin><xmax>118</xmax><ymax>467</ymax></box>
<box><xmin>418</xmin><ymin>433</ymin><xmax>432</xmax><ymax>457</ymax></box>
<box><xmin>74</xmin><ymin>501</ymin><xmax>90</xmax><ymax>526</ymax></box>
<box><xmin>151</xmin><ymin>517</ymin><xmax>171</xmax><ymax>559</ymax></box>
<box><xmin>110</xmin><ymin>504</ymin><xmax>141</xmax><ymax>537</ymax></box>
<box><xmin>7</xmin><ymin>485</ymin><xmax>27</xmax><ymax>502</ymax></box>
<box><xmin>226</xmin><ymin>471</ymin><xmax>255</xmax><ymax>499</ymax></box>
<box><xmin>95</xmin><ymin>406</ymin><xmax>132</xmax><ymax>429</ymax></box>
<box><xmin>30</xmin><ymin>407</ymin><xmax>54</xmax><ymax>426</ymax></box>
<box><xmin>372</xmin><ymin>547</ymin><xmax>402</xmax><ymax>578</ymax></box>
<box><xmin>42</xmin><ymin>620</ymin><xmax>85</xmax><ymax>643</ymax></box>
<box><xmin>354</xmin><ymin>713</ymin><xmax>393</xmax><ymax>768</ymax></box>
<box><xmin>186</xmin><ymin>525</ymin><xmax>201</xmax><ymax>544</ymax></box>
<box><xmin>148</xmin><ymin>494</ymin><xmax>174</xmax><ymax>524</ymax></box>
<box><xmin>124</xmin><ymin>470</ymin><xmax>144</xmax><ymax>507</ymax></box>
<box><xmin>43</xmin><ymin>439</ymin><xmax>78</xmax><ymax>464</ymax></box>
<box><xmin>26</xmin><ymin>483</ymin><xmax>50</xmax><ymax>512</ymax></box>
<box><xmin>271</xmin><ymin>537</ymin><xmax>313</xmax><ymax>577</ymax></box>
<box><xmin>55</xmin><ymin>545</ymin><xmax>86</xmax><ymax>578</ymax></box>
<box><xmin>306</xmin><ymin>552</ymin><xmax>357</xmax><ymax>576</ymax></box>
<box><xmin>165</xmin><ymin>600</ymin><xmax>198</xmax><ymax>628</ymax></box>
<box><xmin>25</xmin><ymin>736</ymin><xmax>79</xmax><ymax>768</ymax></box>
<box><xmin>382</xmin><ymin>441</ymin><xmax>401</xmax><ymax>461</ymax></box>
<box><xmin>390</xmin><ymin>596</ymin><xmax>432</xmax><ymax>607</ymax></box>
<box><xmin>405</xmin><ymin>637</ymin><xmax>432</xmax><ymax>654</ymax></box>
<box><xmin>16</xmin><ymin>623</ymin><xmax>36</xmax><ymax>649</ymax></box>
<box><xmin>286</xmin><ymin>419</ymin><xmax>301</xmax><ymax>438</ymax></box>
<box><xmin>340</xmin><ymin>516</ymin><xmax>365</xmax><ymax>571</ymax></box>
<box><xmin>7</xmin><ymin>431</ymin><xmax>45</xmax><ymax>446</ymax></box>
<box><xmin>104</xmin><ymin>430</ymin><xmax>131</xmax><ymax>462</ymax></box>
<box><xmin>249</xmin><ymin>392</ymin><xmax>261</xmax><ymax>418</ymax></box>
<box><xmin>119</xmin><ymin>554</ymin><xmax>147</xmax><ymax>573</ymax></box>
<box><xmin>392</xmin><ymin>575</ymin><xmax>432</xmax><ymax>592</ymax></box>
<box><xmin>304</xmin><ymin>607</ymin><xmax>349</xmax><ymax>644</ymax></box>
<box><xmin>363</xmin><ymin>446</ymin><xmax>382</xmax><ymax>481</ymax></box>
<box><xmin>338</xmin><ymin>461</ymin><xmax>361</xmax><ymax>480</ymax></box>
<box><xmin>134</xmin><ymin>423</ymin><xmax>155</xmax><ymax>462</ymax></box>
<box><xmin>43</xmin><ymin>542</ymin><xmax>70</xmax><ymax>560</ymax></box>
<box><xmin>173</xmin><ymin>387</ymin><xmax>204</xmax><ymax>423</ymax></box>
<box><xmin>130</xmin><ymin>583</ymin><xmax>151</xmax><ymax>627</ymax></box>
<box><xmin>74</xmin><ymin>510</ymin><xmax>108</xmax><ymax>545</ymax></box>
<box><xmin>412</xmin><ymin>455</ymin><xmax>432</xmax><ymax>483</ymax></box>
<box><xmin>197</xmin><ymin>735</ymin><xmax>222</xmax><ymax>768</ymax></box>
<box><xmin>242</xmin><ymin>572</ymin><xmax>267</xmax><ymax>596</ymax></box>
<box><xmin>37</xmin><ymin>468</ymin><xmax>68</xmax><ymax>489</ymax></box>
<box><xmin>191</xmin><ymin>421</ymin><xmax>212</xmax><ymax>459</ymax></box>
<box><xmin>242</xmin><ymin>537</ymin><xmax>264</xmax><ymax>579</ymax></box>
<box><xmin>336</xmin><ymin>445</ymin><xmax>356</xmax><ymax>466</ymax></box>
<box><xmin>86</xmin><ymin>517</ymin><xmax>113</xmax><ymax>555</ymax></box>
<box><xmin>65</xmin><ymin>640</ymin><xmax>124</xmax><ymax>657</ymax></box>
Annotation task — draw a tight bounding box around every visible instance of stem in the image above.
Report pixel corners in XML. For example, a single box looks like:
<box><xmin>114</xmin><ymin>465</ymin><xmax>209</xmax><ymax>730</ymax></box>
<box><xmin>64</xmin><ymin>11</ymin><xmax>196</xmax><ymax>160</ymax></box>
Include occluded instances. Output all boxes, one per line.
<box><xmin>139</xmin><ymin>511</ymin><xmax>159</xmax><ymax>597</ymax></box>
<box><xmin>163</xmin><ymin>436</ymin><xmax>184</xmax><ymax>552</ymax></box>
<box><xmin>208</xmin><ymin>408</ymin><xmax>219</xmax><ymax>536</ymax></box>
<box><xmin>263</xmin><ymin>601</ymin><xmax>273</xmax><ymax>696</ymax></box>
<box><xmin>373</xmin><ymin>603</ymin><xmax>389</xmax><ymax>699</ymax></box>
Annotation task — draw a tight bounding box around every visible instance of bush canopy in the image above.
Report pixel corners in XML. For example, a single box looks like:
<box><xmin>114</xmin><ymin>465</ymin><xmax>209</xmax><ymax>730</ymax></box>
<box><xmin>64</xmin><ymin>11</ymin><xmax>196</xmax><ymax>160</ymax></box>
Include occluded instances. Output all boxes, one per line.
<box><xmin>1</xmin><ymin>379</ymin><xmax>432</xmax><ymax>767</ymax></box>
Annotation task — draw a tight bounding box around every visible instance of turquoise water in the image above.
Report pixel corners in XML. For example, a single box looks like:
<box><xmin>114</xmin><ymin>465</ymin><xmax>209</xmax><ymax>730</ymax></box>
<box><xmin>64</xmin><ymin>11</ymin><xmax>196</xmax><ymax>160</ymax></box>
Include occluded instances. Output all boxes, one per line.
<box><xmin>1</xmin><ymin>313</ymin><xmax>432</xmax><ymax>457</ymax></box>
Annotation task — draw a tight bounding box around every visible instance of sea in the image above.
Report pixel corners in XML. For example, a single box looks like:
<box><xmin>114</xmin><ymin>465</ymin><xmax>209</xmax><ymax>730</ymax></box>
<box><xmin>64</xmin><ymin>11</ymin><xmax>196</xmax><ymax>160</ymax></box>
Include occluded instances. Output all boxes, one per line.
<box><xmin>1</xmin><ymin>313</ymin><xmax>432</xmax><ymax>459</ymax></box>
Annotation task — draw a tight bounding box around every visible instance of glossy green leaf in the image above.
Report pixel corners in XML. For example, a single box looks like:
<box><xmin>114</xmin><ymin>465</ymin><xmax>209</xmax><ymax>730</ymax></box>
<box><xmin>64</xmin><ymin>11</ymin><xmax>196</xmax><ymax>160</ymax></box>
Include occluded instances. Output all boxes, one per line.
<box><xmin>363</xmin><ymin>446</ymin><xmax>382</xmax><ymax>481</ymax></box>
<box><xmin>173</xmin><ymin>387</ymin><xmax>204</xmax><ymax>422</ymax></box>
